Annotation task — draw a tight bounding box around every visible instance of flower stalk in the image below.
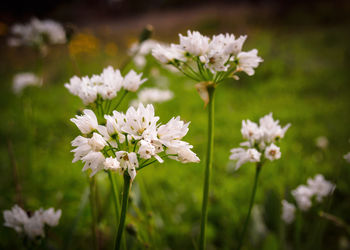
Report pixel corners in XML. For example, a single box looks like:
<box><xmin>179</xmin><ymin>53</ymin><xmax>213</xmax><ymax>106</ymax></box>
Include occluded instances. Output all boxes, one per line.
<box><xmin>89</xmin><ymin>176</ymin><xmax>99</xmax><ymax>250</ymax></box>
<box><xmin>237</xmin><ymin>162</ymin><xmax>262</xmax><ymax>250</ymax></box>
<box><xmin>115</xmin><ymin>173</ymin><xmax>131</xmax><ymax>250</ymax></box>
<box><xmin>199</xmin><ymin>86</ymin><xmax>215</xmax><ymax>250</ymax></box>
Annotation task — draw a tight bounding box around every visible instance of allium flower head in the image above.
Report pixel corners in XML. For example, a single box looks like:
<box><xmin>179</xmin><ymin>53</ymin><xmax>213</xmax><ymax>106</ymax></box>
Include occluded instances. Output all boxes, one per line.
<box><xmin>70</xmin><ymin>104</ymin><xmax>199</xmax><ymax>179</ymax></box>
<box><xmin>3</xmin><ymin>205</ymin><xmax>61</xmax><ymax>239</ymax></box>
<box><xmin>229</xmin><ymin>113</ymin><xmax>290</xmax><ymax>170</ymax></box>
<box><xmin>152</xmin><ymin>30</ymin><xmax>262</xmax><ymax>82</ymax></box>
<box><xmin>65</xmin><ymin>66</ymin><xmax>146</xmax><ymax>105</ymax></box>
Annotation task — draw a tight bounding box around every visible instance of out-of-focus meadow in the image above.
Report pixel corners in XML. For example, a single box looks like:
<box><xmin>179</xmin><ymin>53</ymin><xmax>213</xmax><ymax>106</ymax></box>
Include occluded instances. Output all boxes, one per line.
<box><xmin>1</xmin><ymin>2</ymin><xmax>350</xmax><ymax>249</ymax></box>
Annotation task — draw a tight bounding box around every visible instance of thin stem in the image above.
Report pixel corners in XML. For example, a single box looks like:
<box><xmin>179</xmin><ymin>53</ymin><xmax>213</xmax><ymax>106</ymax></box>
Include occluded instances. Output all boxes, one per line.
<box><xmin>237</xmin><ymin>163</ymin><xmax>262</xmax><ymax>250</ymax></box>
<box><xmin>199</xmin><ymin>86</ymin><xmax>215</xmax><ymax>250</ymax></box>
<box><xmin>112</xmin><ymin>91</ymin><xmax>128</xmax><ymax>112</ymax></box>
<box><xmin>294</xmin><ymin>209</ymin><xmax>302</xmax><ymax>250</ymax></box>
<box><xmin>115</xmin><ymin>173</ymin><xmax>131</xmax><ymax>250</ymax></box>
<box><xmin>89</xmin><ymin>176</ymin><xmax>99</xmax><ymax>250</ymax></box>
<box><xmin>108</xmin><ymin>172</ymin><xmax>121</xmax><ymax>219</ymax></box>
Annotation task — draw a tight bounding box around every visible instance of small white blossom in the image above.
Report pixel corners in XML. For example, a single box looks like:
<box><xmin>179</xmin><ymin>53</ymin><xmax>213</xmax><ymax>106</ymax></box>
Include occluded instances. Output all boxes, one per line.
<box><xmin>152</xmin><ymin>44</ymin><xmax>186</xmax><ymax>64</ymax></box>
<box><xmin>3</xmin><ymin>205</ymin><xmax>61</xmax><ymax>239</ymax></box>
<box><xmin>166</xmin><ymin>144</ymin><xmax>200</xmax><ymax>163</ymax></box>
<box><xmin>229</xmin><ymin>148</ymin><xmax>261</xmax><ymax>170</ymax></box>
<box><xmin>259</xmin><ymin>113</ymin><xmax>291</xmax><ymax>144</ymax></box>
<box><xmin>115</xmin><ymin>151</ymin><xmax>139</xmax><ymax>181</ymax></box>
<box><xmin>70</xmin><ymin>109</ymin><xmax>98</xmax><ymax>135</ymax></box>
<box><xmin>241</xmin><ymin>119</ymin><xmax>261</xmax><ymax>144</ymax></box>
<box><xmin>104</xmin><ymin>157</ymin><xmax>121</xmax><ymax>172</ymax></box>
<box><xmin>281</xmin><ymin>200</ymin><xmax>296</xmax><ymax>224</ymax></box>
<box><xmin>307</xmin><ymin>174</ymin><xmax>335</xmax><ymax>202</ymax></box>
<box><xmin>179</xmin><ymin>30</ymin><xmax>210</xmax><ymax>56</ymax></box>
<box><xmin>3</xmin><ymin>205</ymin><xmax>29</xmax><ymax>233</ymax></box>
<box><xmin>81</xmin><ymin>151</ymin><xmax>106</xmax><ymax>177</ymax></box>
<box><xmin>123</xmin><ymin>70</ymin><xmax>147</xmax><ymax>92</ymax></box>
<box><xmin>157</xmin><ymin>116</ymin><xmax>189</xmax><ymax>147</ymax></box>
<box><xmin>236</xmin><ymin>49</ymin><xmax>263</xmax><ymax>76</ymax></box>
<box><xmin>13</xmin><ymin>72</ymin><xmax>42</xmax><ymax>94</ymax></box>
<box><xmin>291</xmin><ymin>185</ymin><xmax>313</xmax><ymax>211</ymax></box>
<box><xmin>264</xmin><ymin>143</ymin><xmax>281</xmax><ymax>161</ymax></box>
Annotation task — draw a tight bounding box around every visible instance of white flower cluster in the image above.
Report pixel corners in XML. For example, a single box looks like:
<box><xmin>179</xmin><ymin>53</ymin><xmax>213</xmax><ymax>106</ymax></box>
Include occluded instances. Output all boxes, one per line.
<box><xmin>65</xmin><ymin>66</ymin><xmax>147</xmax><ymax>105</ymax></box>
<box><xmin>292</xmin><ymin>174</ymin><xmax>336</xmax><ymax>211</ymax></box>
<box><xmin>3</xmin><ymin>205</ymin><xmax>61</xmax><ymax>239</ymax></box>
<box><xmin>13</xmin><ymin>72</ymin><xmax>42</xmax><ymax>94</ymax></box>
<box><xmin>281</xmin><ymin>174</ymin><xmax>335</xmax><ymax>224</ymax></box>
<box><xmin>152</xmin><ymin>30</ymin><xmax>263</xmax><ymax>76</ymax></box>
<box><xmin>129</xmin><ymin>39</ymin><xmax>165</xmax><ymax>68</ymax></box>
<box><xmin>229</xmin><ymin>113</ymin><xmax>290</xmax><ymax>170</ymax></box>
<box><xmin>131</xmin><ymin>87</ymin><xmax>174</xmax><ymax>107</ymax></box>
<box><xmin>70</xmin><ymin>103</ymin><xmax>200</xmax><ymax>179</ymax></box>
<box><xmin>8</xmin><ymin>18</ymin><xmax>66</xmax><ymax>47</ymax></box>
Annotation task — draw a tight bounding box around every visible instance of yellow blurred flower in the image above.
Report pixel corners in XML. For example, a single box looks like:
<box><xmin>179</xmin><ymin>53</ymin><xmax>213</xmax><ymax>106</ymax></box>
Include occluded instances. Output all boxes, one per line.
<box><xmin>68</xmin><ymin>32</ymin><xmax>99</xmax><ymax>57</ymax></box>
<box><xmin>104</xmin><ymin>42</ymin><xmax>118</xmax><ymax>57</ymax></box>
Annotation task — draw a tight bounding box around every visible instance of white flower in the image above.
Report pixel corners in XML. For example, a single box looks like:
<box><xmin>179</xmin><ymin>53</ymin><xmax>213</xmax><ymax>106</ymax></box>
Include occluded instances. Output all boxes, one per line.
<box><xmin>104</xmin><ymin>157</ymin><xmax>121</xmax><ymax>172</ymax></box>
<box><xmin>307</xmin><ymin>174</ymin><xmax>335</xmax><ymax>202</ymax></box>
<box><xmin>71</xmin><ymin>109</ymin><xmax>98</xmax><ymax>135</ymax></box>
<box><xmin>291</xmin><ymin>185</ymin><xmax>313</xmax><ymax>211</ymax></box>
<box><xmin>65</xmin><ymin>66</ymin><xmax>125</xmax><ymax>105</ymax></box>
<box><xmin>136</xmin><ymin>88</ymin><xmax>174</xmax><ymax>104</ymax></box>
<box><xmin>8</xmin><ymin>18</ymin><xmax>66</xmax><ymax>47</ymax></box>
<box><xmin>281</xmin><ymin>200</ymin><xmax>295</xmax><ymax>224</ymax></box>
<box><xmin>103</xmin><ymin>112</ymin><xmax>126</xmax><ymax>143</ymax></box>
<box><xmin>81</xmin><ymin>151</ymin><xmax>106</xmax><ymax>177</ymax></box>
<box><xmin>315</xmin><ymin>136</ymin><xmax>328</xmax><ymax>149</ymax></box>
<box><xmin>122</xmin><ymin>103</ymin><xmax>159</xmax><ymax>140</ymax></box>
<box><xmin>224</xmin><ymin>35</ymin><xmax>247</xmax><ymax>55</ymax></box>
<box><xmin>179</xmin><ymin>30</ymin><xmax>210</xmax><ymax>56</ymax></box>
<box><xmin>237</xmin><ymin>49</ymin><xmax>263</xmax><ymax>76</ymax></box>
<box><xmin>13</xmin><ymin>72</ymin><xmax>42</xmax><ymax>94</ymax></box>
<box><xmin>259</xmin><ymin>113</ymin><xmax>291</xmax><ymax>143</ymax></box>
<box><xmin>241</xmin><ymin>119</ymin><xmax>261</xmax><ymax>144</ymax></box>
<box><xmin>23</xmin><ymin>214</ymin><xmax>45</xmax><ymax>239</ymax></box>
<box><xmin>39</xmin><ymin>208</ymin><xmax>61</xmax><ymax>227</ymax></box>
<box><xmin>3</xmin><ymin>205</ymin><xmax>29</xmax><ymax>233</ymax></box>
<box><xmin>88</xmin><ymin>133</ymin><xmax>107</xmax><ymax>151</ymax></box>
<box><xmin>138</xmin><ymin>140</ymin><xmax>156</xmax><ymax>160</ymax></box>
<box><xmin>115</xmin><ymin>151</ymin><xmax>139</xmax><ymax>181</ymax></box>
<box><xmin>123</xmin><ymin>70</ymin><xmax>147</xmax><ymax>92</ymax></box>
<box><xmin>344</xmin><ymin>152</ymin><xmax>350</xmax><ymax>163</ymax></box>
<box><xmin>229</xmin><ymin>148</ymin><xmax>261</xmax><ymax>170</ymax></box>
<box><xmin>152</xmin><ymin>44</ymin><xmax>186</xmax><ymax>64</ymax></box>
<box><xmin>157</xmin><ymin>116</ymin><xmax>189</xmax><ymax>147</ymax></box>
<box><xmin>264</xmin><ymin>143</ymin><xmax>281</xmax><ymax>161</ymax></box>
<box><xmin>166</xmin><ymin>144</ymin><xmax>200</xmax><ymax>163</ymax></box>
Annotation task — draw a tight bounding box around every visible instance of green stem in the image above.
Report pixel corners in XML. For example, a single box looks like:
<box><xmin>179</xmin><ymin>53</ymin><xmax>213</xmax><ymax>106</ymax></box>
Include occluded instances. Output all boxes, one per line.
<box><xmin>237</xmin><ymin>163</ymin><xmax>262</xmax><ymax>250</ymax></box>
<box><xmin>115</xmin><ymin>173</ymin><xmax>131</xmax><ymax>250</ymax></box>
<box><xmin>295</xmin><ymin>209</ymin><xmax>302</xmax><ymax>250</ymax></box>
<box><xmin>112</xmin><ymin>91</ymin><xmax>128</xmax><ymax>112</ymax></box>
<box><xmin>199</xmin><ymin>86</ymin><xmax>215</xmax><ymax>250</ymax></box>
<box><xmin>89</xmin><ymin>176</ymin><xmax>98</xmax><ymax>250</ymax></box>
<box><xmin>108</xmin><ymin>172</ymin><xmax>121</xmax><ymax>219</ymax></box>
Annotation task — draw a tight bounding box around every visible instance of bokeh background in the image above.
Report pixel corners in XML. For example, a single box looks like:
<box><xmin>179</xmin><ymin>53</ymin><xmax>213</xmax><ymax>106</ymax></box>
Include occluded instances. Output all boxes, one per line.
<box><xmin>1</xmin><ymin>0</ymin><xmax>350</xmax><ymax>249</ymax></box>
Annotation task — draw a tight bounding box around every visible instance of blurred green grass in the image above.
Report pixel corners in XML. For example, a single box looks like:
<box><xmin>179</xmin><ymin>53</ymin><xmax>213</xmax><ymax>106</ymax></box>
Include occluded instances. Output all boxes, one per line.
<box><xmin>1</xmin><ymin>11</ymin><xmax>350</xmax><ymax>250</ymax></box>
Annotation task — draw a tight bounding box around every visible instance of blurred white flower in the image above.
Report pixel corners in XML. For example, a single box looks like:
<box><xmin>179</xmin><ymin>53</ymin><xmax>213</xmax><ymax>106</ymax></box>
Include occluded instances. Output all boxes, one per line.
<box><xmin>315</xmin><ymin>136</ymin><xmax>328</xmax><ymax>149</ymax></box>
<box><xmin>179</xmin><ymin>30</ymin><xmax>210</xmax><ymax>56</ymax></box>
<box><xmin>291</xmin><ymin>185</ymin><xmax>313</xmax><ymax>211</ymax></box>
<box><xmin>152</xmin><ymin>44</ymin><xmax>186</xmax><ymax>64</ymax></box>
<box><xmin>137</xmin><ymin>87</ymin><xmax>174</xmax><ymax>104</ymax></box>
<box><xmin>259</xmin><ymin>113</ymin><xmax>291</xmax><ymax>144</ymax></box>
<box><xmin>123</xmin><ymin>70</ymin><xmax>147</xmax><ymax>92</ymax></box>
<box><xmin>13</xmin><ymin>72</ymin><xmax>42</xmax><ymax>94</ymax></box>
<box><xmin>3</xmin><ymin>205</ymin><xmax>28</xmax><ymax>233</ymax></box>
<box><xmin>264</xmin><ymin>143</ymin><xmax>281</xmax><ymax>161</ymax></box>
<box><xmin>8</xmin><ymin>18</ymin><xmax>66</xmax><ymax>47</ymax></box>
<box><xmin>104</xmin><ymin>156</ymin><xmax>121</xmax><ymax>172</ymax></box>
<box><xmin>281</xmin><ymin>200</ymin><xmax>296</xmax><ymax>224</ymax></box>
<box><xmin>65</xmin><ymin>66</ymin><xmax>142</xmax><ymax>105</ymax></box>
<box><xmin>229</xmin><ymin>148</ymin><xmax>261</xmax><ymax>170</ymax></box>
<box><xmin>307</xmin><ymin>174</ymin><xmax>335</xmax><ymax>202</ymax></box>
<box><xmin>344</xmin><ymin>152</ymin><xmax>350</xmax><ymax>163</ymax></box>
<box><xmin>3</xmin><ymin>205</ymin><xmax>61</xmax><ymax>239</ymax></box>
